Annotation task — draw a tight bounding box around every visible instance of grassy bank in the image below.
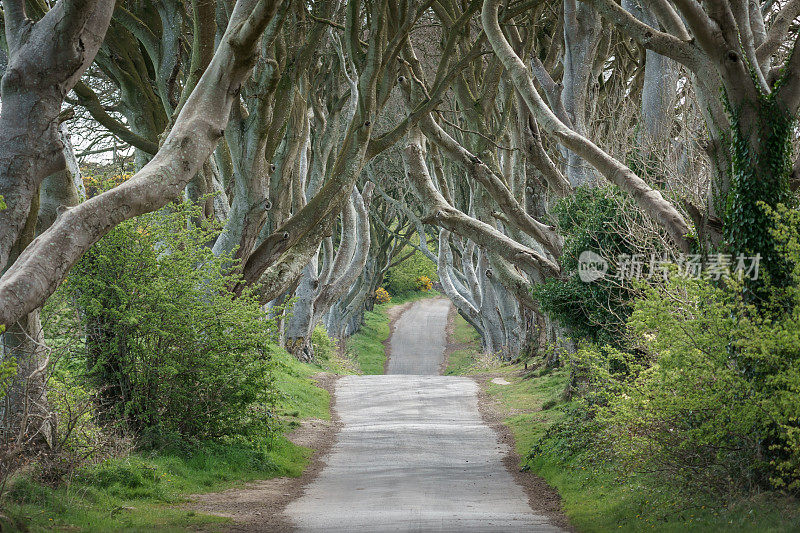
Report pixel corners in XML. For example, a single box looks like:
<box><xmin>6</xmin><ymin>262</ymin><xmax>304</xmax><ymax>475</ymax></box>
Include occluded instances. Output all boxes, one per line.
<box><xmin>346</xmin><ymin>290</ymin><xmax>438</xmax><ymax>374</ymax></box>
<box><xmin>447</xmin><ymin>314</ymin><xmax>800</xmax><ymax>532</ymax></box>
<box><xmin>4</xmin><ymin>291</ymin><xmax>437</xmax><ymax>531</ymax></box>
<box><xmin>443</xmin><ymin>309</ymin><xmax>485</xmax><ymax>376</ymax></box>
<box><xmin>3</xmin><ymin>347</ymin><xmax>334</xmax><ymax>532</ymax></box>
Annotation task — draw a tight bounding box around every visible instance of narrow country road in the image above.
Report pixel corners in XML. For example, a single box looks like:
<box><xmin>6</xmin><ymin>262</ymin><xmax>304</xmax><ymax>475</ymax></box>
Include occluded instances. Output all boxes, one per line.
<box><xmin>284</xmin><ymin>298</ymin><xmax>560</xmax><ymax>532</ymax></box>
<box><xmin>385</xmin><ymin>298</ymin><xmax>451</xmax><ymax>375</ymax></box>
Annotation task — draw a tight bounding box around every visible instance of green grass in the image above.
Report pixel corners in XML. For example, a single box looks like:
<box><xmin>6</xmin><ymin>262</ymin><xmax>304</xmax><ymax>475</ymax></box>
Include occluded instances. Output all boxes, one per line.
<box><xmin>347</xmin><ymin>290</ymin><xmax>438</xmax><ymax>374</ymax></box>
<box><xmin>346</xmin><ymin>308</ymin><xmax>390</xmax><ymax>375</ymax></box>
<box><xmin>309</xmin><ymin>325</ymin><xmax>356</xmax><ymax>375</ymax></box>
<box><xmin>4</xmin><ymin>439</ymin><xmax>309</xmax><ymax>532</ymax></box>
<box><xmin>486</xmin><ymin>370</ymin><xmax>569</xmax><ymax>457</ymax></box>
<box><xmin>3</xmin><ymin>344</ymin><xmax>332</xmax><ymax>532</ymax></box>
<box><xmin>444</xmin><ymin>320</ymin><xmax>800</xmax><ymax>532</ymax></box>
<box><xmin>451</xmin><ymin>312</ymin><xmax>479</xmax><ymax>344</ymax></box>
<box><xmin>271</xmin><ymin>344</ymin><xmax>331</xmax><ymax>421</ymax></box>
<box><xmin>443</xmin><ymin>347</ymin><xmax>477</xmax><ymax>376</ymax></box>
<box><xmin>444</xmin><ymin>313</ymin><xmax>482</xmax><ymax>375</ymax></box>
<box><xmin>531</xmin><ymin>456</ymin><xmax>800</xmax><ymax>532</ymax></box>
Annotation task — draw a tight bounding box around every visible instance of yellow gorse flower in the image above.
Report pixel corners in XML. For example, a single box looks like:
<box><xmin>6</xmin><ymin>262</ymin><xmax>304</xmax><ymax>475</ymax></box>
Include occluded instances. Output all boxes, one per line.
<box><xmin>415</xmin><ymin>275</ymin><xmax>433</xmax><ymax>292</ymax></box>
<box><xmin>375</xmin><ymin>287</ymin><xmax>391</xmax><ymax>303</ymax></box>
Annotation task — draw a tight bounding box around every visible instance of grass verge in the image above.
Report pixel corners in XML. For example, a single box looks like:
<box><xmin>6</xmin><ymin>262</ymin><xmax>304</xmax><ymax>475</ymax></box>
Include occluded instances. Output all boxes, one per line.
<box><xmin>2</xmin><ymin>346</ymin><xmax>334</xmax><ymax>532</ymax></box>
<box><xmin>443</xmin><ymin>311</ymin><xmax>484</xmax><ymax>376</ymax></box>
<box><xmin>447</xmin><ymin>314</ymin><xmax>800</xmax><ymax>532</ymax></box>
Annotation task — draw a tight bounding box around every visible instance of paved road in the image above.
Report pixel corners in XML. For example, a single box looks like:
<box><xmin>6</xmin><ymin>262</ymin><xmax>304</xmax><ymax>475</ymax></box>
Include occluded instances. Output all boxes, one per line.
<box><xmin>386</xmin><ymin>298</ymin><xmax>451</xmax><ymax>375</ymax></box>
<box><xmin>285</xmin><ymin>298</ymin><xmax>560</xmax><ymax>532</ymax></box>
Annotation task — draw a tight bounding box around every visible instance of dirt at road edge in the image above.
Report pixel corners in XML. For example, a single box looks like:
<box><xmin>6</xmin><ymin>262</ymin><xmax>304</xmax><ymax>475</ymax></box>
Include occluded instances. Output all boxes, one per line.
<box><xmin>472</xmin><ymin>376</ymin><xmax>575</xmax><ymax>532</ymax></box>
<box><xmin>441</xmin><ymin>312</ymin><xmax>574</xmax><ymax>532</ymax></box>
<box><xmin>188</xmin><ymin>372</ymin><xmax>341</xmax><ymax>532</ymax></box>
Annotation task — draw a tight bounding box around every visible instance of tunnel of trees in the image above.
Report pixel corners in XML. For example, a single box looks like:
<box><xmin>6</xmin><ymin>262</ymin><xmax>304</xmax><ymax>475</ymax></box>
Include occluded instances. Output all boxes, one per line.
<box><xmin>2</xmin><ymin>0</ymin><xmax>800</xmax><ymax>526</ymax></box>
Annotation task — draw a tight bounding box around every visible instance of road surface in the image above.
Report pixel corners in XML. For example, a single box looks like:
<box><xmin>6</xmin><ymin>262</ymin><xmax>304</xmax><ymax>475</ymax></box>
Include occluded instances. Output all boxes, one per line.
<box><xmin>386</xmin><ymin>298</ymin><xmax>451</xmax><ymax>374</ymax></box>
<box><xmin>285</xmin><ymin>298</ymin><xmax>560</xmax><ymax>532</ymax></box>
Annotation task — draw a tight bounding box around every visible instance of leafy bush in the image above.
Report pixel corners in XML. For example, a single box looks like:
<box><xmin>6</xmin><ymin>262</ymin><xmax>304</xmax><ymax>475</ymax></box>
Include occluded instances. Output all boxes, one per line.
<box><xmin>599</xmin><ymin>273</ymin><xmax>799</xmax><ymax>492</ymax></box>
<box><xmin>532</xmin><ymin>186</ymin><xmax>657</xmax><ymax>346</ymax></box>
<box><xmin>544</xmin><ymin>276</ymin><xmax>800</xmax><ymax>494</ymax></box>
<box><xmin>384</xmin><ymin>248</ymin><xmax>438</xmax><ymax>295</ymax></box>
<box><xmin>311</xmin><ymin>326</ymin><xmax>336</xmax><ymax>360</ymax></box>
<box><xmin>532</xmin><ymin>205</ymin><xmax>800</xmax><ymax>495</ymax></box>
<box><xmin>38</xmin><ymin>370</ymin><xmax>129</xmax><ymax>483</ymax></box>
<box><xmin>55</xmin><ymin>202</ymin><xmax>279</xmax><ymax>447</ymax></box>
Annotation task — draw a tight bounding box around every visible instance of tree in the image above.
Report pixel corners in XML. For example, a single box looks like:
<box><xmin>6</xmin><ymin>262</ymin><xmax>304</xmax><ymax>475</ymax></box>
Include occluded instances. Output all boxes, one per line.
<box><xmin>3</xmin><ymin>0</ymin><xmax>800</xmax><ymax>369</ymax></box>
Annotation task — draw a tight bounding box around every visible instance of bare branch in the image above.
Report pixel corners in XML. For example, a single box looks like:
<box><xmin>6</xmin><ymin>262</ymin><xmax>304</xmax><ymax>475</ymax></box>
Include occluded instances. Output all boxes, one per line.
<box><xmin>581</xmin><ymin>0</ymin><xmax>701</xmax><ymax>70</ymax></box>
<box><xmin>648</xmin><ymin>0</ymin><xmax>691</xmax><ymax>40</ymax></box>
<box><xmin>73</xmin><ymin>81</ymin><xmax>159</xmax><ymax>154</ymax></box>
<box><xmin>404</xmin><ymin>129</ymin><xmax>560</xmax><ymax>277</ymax></box>
<box><xmin>670</xmin><ymin>0</ymin><xmax>723</xmax><ymax>53</ymax></box>
<box><xmin>113</xmin><ymin>6</ymin><xmax>160</xmax><ymax>63</ymax></box>
<box><xmin>483</xmin><ymin>0</ymin><xmax>693</xmax><ymax>251</ymax></box>
<box><xmin>777</xmin><ymin>32</ymin><xmax>800</xmax><ymax>111</ymax></box>
<box><xmin>417</xmin><ymin>111</ymin><xmax>563</xmax><ymax>257</ymax></box>
<box><xmin>756</xmin><ymin>0</ymin><xmax>800</xmax><ymax>65</ymax></box>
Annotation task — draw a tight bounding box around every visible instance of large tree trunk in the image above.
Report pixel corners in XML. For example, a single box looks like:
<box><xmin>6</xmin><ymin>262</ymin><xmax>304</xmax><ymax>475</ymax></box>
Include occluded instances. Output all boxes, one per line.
<box><xmin>0</xmin><ymin>0</ymin><xmax>283</xmax><ymax>327</ymax></box>
<box><xmin>0</xmin><ymin>0</ymin><xmax>115</xmax><ymax>271</ymax></box>
<box><xmin>560</xmin><ymin>0</ymin><xmax>602</xmax><ymax>187</ymax></box>
<box><xmin>1</xmin><ymin>125</ymin><xmax>81</xmax><ymax>449</ymax></box>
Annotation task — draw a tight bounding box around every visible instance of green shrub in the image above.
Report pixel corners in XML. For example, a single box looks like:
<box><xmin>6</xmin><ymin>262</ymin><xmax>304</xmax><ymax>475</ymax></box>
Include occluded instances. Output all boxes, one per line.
<box><xmin>54</xmin><ymin>202</ymin><xmax>279</xmax><ymax>447</ymax></box>
<box><xmin>532</xmin><ymin>186</ymin><xmax>658</xmax><ymax>346</ymax></box>
<box><xmin>532</xmin><ymin>205</ymin><xmax>800</xmax><ymax>495</ymax></box>
<box><xmin>384</xmin><ymin>248</ymin><xmax>438</xmax><ymax>295</ymax></box>
<box><xmin>311</xmin><ymin>326</ymin><xmax>336</xmax><ymax>361</ymax></box>
<box><xmin>606</xmin><ymin>273</ymin><xmax>799</xmax><ymax>491</ymax></box>
<box><xmin>545</xmin><ymin>275</ymin><xmax>799</xmax><ymax>494</ymax></box>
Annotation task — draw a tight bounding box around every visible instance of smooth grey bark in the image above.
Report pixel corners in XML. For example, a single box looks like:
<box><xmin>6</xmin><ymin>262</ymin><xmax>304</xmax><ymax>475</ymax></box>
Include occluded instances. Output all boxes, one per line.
<box><xmin>285</xmin><ymin>184</ymin><xmax>373</xmax><ymax>359</ymax></box>
<box><xmin>285</xmin><ymin>258</ymin><xmax>320</xmax><ymax>358</ymax></box>
<box><xmin>37</xmin><ymin>125</ymin><xmax>83</xmax><ymax>233</ymax></box>
<box><xmin>0</xmin><ymin>0</ymin><xmax>283</xmax><ymax>327</ymax></box>
<box><xmin>315</xmin><ymin>185</ymin><xmax>373</xmax><ymax>314</ymax></box>
<box><xmin>437</xmin><ymin>230</ymin><xmax>485</xmax><ymax>343</ymax></box>
<box><xmin>240</xmin><ymin>0</ymin><xmax>389</xmax><ymax>289</ymax></box>
<box><xmin>327</xmin><ymin>254</ymin><xmax>377</xmax><ymax>338</ymax></box>
<box><xmin>1</xmin><ymin>124</ymin><xmax>81</xmax><ymax>448</ymax></box>
<box><xmin>475</xmin><ymin>251</ymin><xmax>505</xmax><ymax>355</ymax></box>
<box><xmin>0</xmin><ymin>0</ymin><xmax>115</xmax><ymax>271</ymax></box>
<box><xmin>622</xmin><ymin>0</ymin><xmax>679</xmax><ymax>165</ymax></box>
<box><xmin>416</xmin><ymin>112</ymin><xmax>563</xmax><ymax>257</ymax></box>
<box><xmin>481</xmin><ymin>0</ymin><xmax>693</xmax><ymax>252</ymax></box>
<box><xmin>210</xmin><ymin>4</ymin><xmax>293</xmax><ymax>263</ymax></box>
<box><xmin>560</xmin><ymin>0</ymin><xmax>602</xmax><ymax>187</ymax></box>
